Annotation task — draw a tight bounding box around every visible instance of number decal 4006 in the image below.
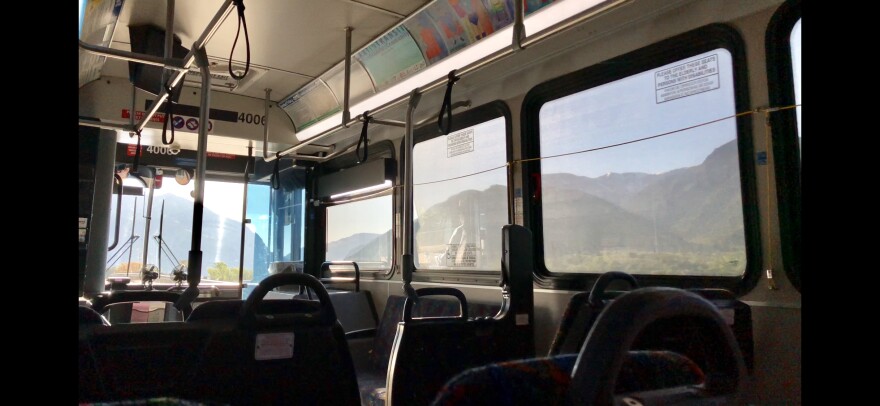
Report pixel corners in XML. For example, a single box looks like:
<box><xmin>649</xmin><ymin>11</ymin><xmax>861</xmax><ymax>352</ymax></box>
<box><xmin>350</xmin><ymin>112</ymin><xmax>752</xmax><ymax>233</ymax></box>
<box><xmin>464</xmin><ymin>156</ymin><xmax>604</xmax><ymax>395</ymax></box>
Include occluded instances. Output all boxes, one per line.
<box><xmin>238</xmin><ymin>112</ymin><xmax>267</xmax><ymax>125</ymax></box>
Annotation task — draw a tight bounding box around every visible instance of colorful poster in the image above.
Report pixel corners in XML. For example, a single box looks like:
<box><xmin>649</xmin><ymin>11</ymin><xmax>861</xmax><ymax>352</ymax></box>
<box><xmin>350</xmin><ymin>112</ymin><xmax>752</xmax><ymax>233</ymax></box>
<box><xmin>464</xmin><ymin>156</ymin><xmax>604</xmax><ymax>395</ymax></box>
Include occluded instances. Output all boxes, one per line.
<box><xmin>426</xmin><ymin>1</ymin><xmax>472</xmax><ymax>55</ymax></box>
<box><xmin>526</xmin><ymin>0</ymin><xmax>557</xmax><ymax>15</ymax></box>
<box><xmin>355</xmin><ymin>26</ymin><xmax>428</xmax><ymax>91</ymax></box>
<box><xmin>403</xmin><ymin>13</ymin><xmax>450</xmax><ymax>65</ymax></box>
<box><xmin>279</xmin><ymin>80</ymin><xmax>340</xmax><ymax>132</ymax></box>
<box><xmin>482</xmin><ymin>0</ymin><xmax>514</xmax><ymax>31</ymax></box>
<box><xmin>449</xmin><ymin>0</ymin><xmax>496</xmax><ymax>42</ymax></box>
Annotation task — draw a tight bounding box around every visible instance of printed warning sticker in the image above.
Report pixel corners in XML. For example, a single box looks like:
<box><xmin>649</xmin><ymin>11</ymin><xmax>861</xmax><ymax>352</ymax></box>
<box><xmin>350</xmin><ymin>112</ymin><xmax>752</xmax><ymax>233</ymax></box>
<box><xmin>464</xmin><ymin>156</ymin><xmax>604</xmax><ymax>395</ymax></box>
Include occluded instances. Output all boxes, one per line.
<box><xmin>255</xmin><ymin>332</ymin><xmax>294</xmax><ymax>360</ymax></box>
<box><xmin>655</xmin><ymin>54</ymin><xmax>720</xmax><ymax>103</ymax></box>
<box><xmin>447</xmin><ymin>128</ymin><xmax>474</xmax><ymax>157</ymax></box>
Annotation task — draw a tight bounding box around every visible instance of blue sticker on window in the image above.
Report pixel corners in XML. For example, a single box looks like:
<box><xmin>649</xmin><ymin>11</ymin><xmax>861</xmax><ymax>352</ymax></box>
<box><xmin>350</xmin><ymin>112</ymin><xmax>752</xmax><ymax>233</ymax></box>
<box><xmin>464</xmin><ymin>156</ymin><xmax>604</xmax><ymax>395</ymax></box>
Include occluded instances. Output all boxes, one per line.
<box><xmin>756</xmin><ymin>151</ymin><xmax>767</xmax><ymax>165</ymax></box>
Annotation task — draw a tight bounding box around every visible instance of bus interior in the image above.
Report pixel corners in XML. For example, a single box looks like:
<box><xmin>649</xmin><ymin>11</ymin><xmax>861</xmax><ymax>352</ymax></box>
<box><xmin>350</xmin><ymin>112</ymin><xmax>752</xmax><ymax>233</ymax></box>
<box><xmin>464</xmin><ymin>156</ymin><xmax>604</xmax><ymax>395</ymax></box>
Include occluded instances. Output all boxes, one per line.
<box><xmin>78</xmin><ymin>0</ymin><xmax>802</xmax><ymax>404</ymax></box>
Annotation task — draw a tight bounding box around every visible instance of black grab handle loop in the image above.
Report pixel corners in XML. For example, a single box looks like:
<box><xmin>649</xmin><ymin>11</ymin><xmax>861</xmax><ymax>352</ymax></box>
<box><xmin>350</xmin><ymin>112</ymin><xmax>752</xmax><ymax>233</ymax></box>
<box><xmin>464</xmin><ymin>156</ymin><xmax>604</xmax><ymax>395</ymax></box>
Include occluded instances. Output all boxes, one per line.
<box><xmin>437</xmin><ymin>70</ymin><xmax>459</xmax><ymax>135</ymax></box>
<box><xmin>271</xmin><ymin>153</ymin><xmax>281</xmax><ymax>190</ymax></box>
<box><xmin>228</xmin><ymin>0</ymin><xmax>251</xmax><ymax>81</ymax></box>
<box><xmin>357</xmin><ymin>110</ymin><xmax>371</xmax><ymax>163</ymax></box>
<box><xmin>161</xmin><ymin>83</ymin><xmax>176</xmax><ymax>145</ymax></box>
<box><xmin>132</xmin><ymin>129</ymin><xmax>143</xmax><ymax>172</ymax></box>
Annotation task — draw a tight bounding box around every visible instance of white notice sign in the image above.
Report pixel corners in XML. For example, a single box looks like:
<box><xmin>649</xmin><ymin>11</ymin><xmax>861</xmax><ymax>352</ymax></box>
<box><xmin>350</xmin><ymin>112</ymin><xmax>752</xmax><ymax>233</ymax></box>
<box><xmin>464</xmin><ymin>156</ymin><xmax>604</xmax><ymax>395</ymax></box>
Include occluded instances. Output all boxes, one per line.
<box><xmin>655</xmin><ymin>54</ymin><xmax>720</xmax><ymax>103</ymax></box>
<box><xmin>255</xmin><ymin>332</ymin><xmax>294</xmax><ymax>360</ymax></box>
<box><xmin>447</xmin><ymin>128</ymin><xmax>475</xmax><ymax>158</ymax></box>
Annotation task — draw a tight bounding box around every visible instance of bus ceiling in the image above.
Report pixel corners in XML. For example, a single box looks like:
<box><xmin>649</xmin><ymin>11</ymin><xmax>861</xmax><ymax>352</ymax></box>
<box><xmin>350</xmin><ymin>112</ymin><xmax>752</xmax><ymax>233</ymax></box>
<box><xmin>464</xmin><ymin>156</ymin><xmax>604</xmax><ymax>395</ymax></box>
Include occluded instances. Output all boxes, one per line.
<box><xmin>80</xmin><ymin>0</ymin><xmax>631</xmax><ymax>163</ymax></box>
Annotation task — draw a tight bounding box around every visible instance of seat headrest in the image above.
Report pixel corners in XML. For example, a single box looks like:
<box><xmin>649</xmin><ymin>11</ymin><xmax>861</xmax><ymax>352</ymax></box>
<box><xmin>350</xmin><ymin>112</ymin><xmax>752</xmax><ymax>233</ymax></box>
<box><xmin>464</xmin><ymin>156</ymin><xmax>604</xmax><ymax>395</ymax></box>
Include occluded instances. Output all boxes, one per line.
<box><xmin>568</xmin><ymin>287</ymin><xmax>746</xmax><ymax>405</ymax></box>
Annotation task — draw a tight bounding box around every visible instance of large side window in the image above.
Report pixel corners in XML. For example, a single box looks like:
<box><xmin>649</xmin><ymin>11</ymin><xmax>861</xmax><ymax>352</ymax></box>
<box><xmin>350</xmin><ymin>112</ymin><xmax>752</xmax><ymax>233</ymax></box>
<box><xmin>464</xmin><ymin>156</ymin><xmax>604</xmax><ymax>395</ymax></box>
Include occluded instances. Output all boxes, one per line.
<box><xmin>318</xmin><ymin>141</ymin><xmax>396</xmax><ymax>276</ymax></box>
<box><xmin>325</xmin><ymin>194</ymin><xmax>394</xmax><ymax>271</ymax></box>
<box><xmin>523</xmin><ymin>25</ymin><xmax>758</xmax><ymax>291</ymax></box>
<box><xmin>411</xmin><ymin>102</ymin><xmax>510</xmax><ymax>278</ymax></box>
<box><xmin>767</xmin><ymin>0</ymin><xmax>801</xmax><ymax>291</ymax></box>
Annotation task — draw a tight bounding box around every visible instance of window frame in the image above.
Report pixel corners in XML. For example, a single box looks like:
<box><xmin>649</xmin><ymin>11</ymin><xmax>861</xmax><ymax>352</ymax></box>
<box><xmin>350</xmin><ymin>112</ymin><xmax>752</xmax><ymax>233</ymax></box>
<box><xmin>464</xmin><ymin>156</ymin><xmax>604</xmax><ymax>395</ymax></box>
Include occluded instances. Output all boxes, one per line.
<box><xmin>312</xmin><ymin>140</ymin><xmax>397</xmax><ymax>279</ymax></box>
<box><xmin>323</xmin><ymin>191</ymin><xmax>396</xmax><ymax>273</ymax></box>
<box><xmin>766</xmin><ymin>0</ymin><xmax>802</xmax><ymax>292</ymax></box>
<box><xmin>404</xmin><ymin>100</ymin><xmax>513</xmax><ymax>285</ymax></box>
<box><xmin>521</xmin><ymin>23</ymin><xmax>761</xmax><ymax>294</ymax></box>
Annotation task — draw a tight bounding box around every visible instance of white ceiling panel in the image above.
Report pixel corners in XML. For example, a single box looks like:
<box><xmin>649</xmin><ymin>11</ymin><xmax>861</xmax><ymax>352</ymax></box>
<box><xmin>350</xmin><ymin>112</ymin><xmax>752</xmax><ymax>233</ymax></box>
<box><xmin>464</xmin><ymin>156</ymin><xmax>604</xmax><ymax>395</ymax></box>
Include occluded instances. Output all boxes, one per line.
<box><xmin>97</xmin><ymin>0</ymin><xmax>431</xmax><ymax>102</ymax></box>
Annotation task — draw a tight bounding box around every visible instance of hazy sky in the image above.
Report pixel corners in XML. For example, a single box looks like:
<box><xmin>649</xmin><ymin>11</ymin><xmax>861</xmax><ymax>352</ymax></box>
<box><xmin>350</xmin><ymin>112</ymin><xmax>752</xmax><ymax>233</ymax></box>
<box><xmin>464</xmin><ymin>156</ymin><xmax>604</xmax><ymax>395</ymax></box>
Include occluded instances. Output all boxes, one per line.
<box><xmin>412</xmin><ymin>117</ymin><xmax>508</xmax><ymax>215</ymax></box>
<box><xmin>326</xmin><ymin>195</ymin><xmax>393</xmax><ymax>244</ymax></box>
<box><xmin>539</xmin><ymin>49</ymin><xmax>738</xmax><ymax>179</ymax></box>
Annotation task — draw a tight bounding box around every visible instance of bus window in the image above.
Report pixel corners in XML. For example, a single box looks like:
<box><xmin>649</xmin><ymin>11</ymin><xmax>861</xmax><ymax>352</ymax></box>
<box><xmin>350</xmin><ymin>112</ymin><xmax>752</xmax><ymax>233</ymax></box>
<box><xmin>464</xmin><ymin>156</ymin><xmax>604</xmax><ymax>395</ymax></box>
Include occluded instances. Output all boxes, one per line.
<box><xmin>243</xmin><ymin>183</ymin><xmax>272</xmax><ymax>287</ymax></box>
<box><xmin>325</xmin><ymin>194</ymin><xmax>393</xmax><ymax>271</ymax></box>
<box><xmin>767</xmin><ymin>1</ymin><xmax>802</xmax><ymax>292</ymax></box>
<box><xmin>106</xmin><ymin>172</ymin><xmax>249</xmax><ymax>288</ymax></box>
<box><xmin>242</xmin><ymin>177</ymin><xmax>306</xmax><ymax>298</ymax></box>
<box><xmin>530</xmin><ymin>46</ymin><xmax>750</xmax><ymax>279</ymax></box>
<box><xmin>412</xmin><ymin>110</ymin><xmax>509</xmax><ymax>273</ymax></box>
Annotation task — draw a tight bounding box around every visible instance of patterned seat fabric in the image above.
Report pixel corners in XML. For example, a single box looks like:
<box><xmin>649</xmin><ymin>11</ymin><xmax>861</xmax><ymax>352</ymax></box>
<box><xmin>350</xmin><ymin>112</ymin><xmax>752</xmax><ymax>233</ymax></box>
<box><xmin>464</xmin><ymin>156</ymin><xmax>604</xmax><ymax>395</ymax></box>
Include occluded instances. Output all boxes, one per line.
<box><xmin>616</xmin><ymin>350</ymin><xmax>705</xmax><ymax>393</ymax></box>
<box><xmin>80</xmin><ymin>397</ymin><xmax>224</xmax><ymax>405</ymax></box>
<box><xmin>432</xmin><ymin>355</ymin><xmax>578</xmax><ymax>406</ymax></box>
<box><xmin>431</xmin><ymin>351</ymin><xmax>704</xmax><ymax>406</ymax></box>
<box><xmin>547</xmin><ymin>292</ymin><xmax>590</xmax><ymax>355</ymax></box>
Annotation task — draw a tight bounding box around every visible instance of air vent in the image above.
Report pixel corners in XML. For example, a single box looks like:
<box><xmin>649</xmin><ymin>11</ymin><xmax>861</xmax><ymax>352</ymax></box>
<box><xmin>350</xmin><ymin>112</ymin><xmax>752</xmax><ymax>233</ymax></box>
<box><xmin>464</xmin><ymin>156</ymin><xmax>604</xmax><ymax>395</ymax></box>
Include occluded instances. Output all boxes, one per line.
<box><xmin>184</xmin><ymin>59</ymin><xmax>266</xmax><ymax>92</ymax></box>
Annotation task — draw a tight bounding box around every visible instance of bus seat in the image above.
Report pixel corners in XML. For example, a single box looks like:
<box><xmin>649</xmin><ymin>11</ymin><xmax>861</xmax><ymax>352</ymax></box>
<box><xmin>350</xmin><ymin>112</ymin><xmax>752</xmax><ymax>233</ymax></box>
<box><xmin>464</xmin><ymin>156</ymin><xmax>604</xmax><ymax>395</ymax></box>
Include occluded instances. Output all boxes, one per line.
<box><xmin>80</xmin><ymin>305</ymin><xmax>110</xmax><ymax>326</ymax></box>
<box><xmin>187</xmin><ymin>299</ymin><xmax>321</xmax><ymax>323</ymax></box>
<box><xmin>548</xmin><ymin>278</ymin><xmax>754</xmax><ymax>373</ymax></box>
<box><xmin>432</xmin><ymin>287</ymin><xmax>738</xmax><ymax>405</ymax></box>
<box><xmin>192</xmin><ymin>273</ymin><xmax>360</xmax><ymax>405</ymax></box>
<box><xmin>568</xmin><ymin>287</ymin><xmax>746</xmax><ymax>405</ymax></box>
<box><xmin>353</xmin><ymin>294</ymin><xmax>500</xmax><ymax>405</ymax></box>
<box><xmin>186</xmin><ymin>299</ymin><xmax>243</xmax><ymax>322</ymax></box>
<box><xmin>431</xmin><ymin>351</ymin><xmax>705</xmax><ymax>405</ymax></box>
<box><xmin>378</xmin><ymin>225</ymin><xmax>535</xmax><ymax>405</ymax></box>
<box><xmin>327</xmin><ymin>290</ymin><xmax>379</xmax><ymax>333</ymax></box>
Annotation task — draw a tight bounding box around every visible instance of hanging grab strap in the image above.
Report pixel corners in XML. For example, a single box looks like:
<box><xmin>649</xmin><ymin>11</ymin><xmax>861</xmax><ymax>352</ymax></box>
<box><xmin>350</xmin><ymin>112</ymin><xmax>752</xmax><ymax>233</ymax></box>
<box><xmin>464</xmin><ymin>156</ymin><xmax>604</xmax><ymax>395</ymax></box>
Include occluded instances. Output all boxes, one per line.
<box><xmin>161</xmin><ymin>83</ymin><xmax>176</xmax><ymax>145</ymax></box>
<box><xmin>357</xmin><ymin>110</ymin><xmax>371</xmax><ymax>163</ymax></box>
<box><xmin>437</xmin><ymin>70</ymin><xmax>459</xmax><ymax>135</ymax></box>
<box><xmin>271</xmin><ymin>153</ymin><xmax>281</xmax><ymax>190</ymax></box>
<box><xmin>132</xmin><ymin>129</ymin><xmax>143</xmax><ymax>172</ymax></box>
<box><xmin>228</xmin><ymin>0</ymin><xmax>251</xmax><ymax>80</ymax></box>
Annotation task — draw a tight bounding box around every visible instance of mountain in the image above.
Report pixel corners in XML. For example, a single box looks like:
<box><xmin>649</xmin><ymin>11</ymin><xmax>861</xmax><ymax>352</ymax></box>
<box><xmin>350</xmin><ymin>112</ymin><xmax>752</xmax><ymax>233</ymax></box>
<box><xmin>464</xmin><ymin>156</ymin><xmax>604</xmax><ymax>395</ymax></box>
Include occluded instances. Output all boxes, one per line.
<box><xmin>327</xmin><ymin>232</ymin><xmax>382</xmax><ymax>260</ymax></box>
<box><xmin>539</xmin><ymin>139</ymin><xmax>744</xmax><ymax>252</ymax></box>
<box><xmin>618</xmin><ymin>139</ymin><xmax>744</xmax><ymax>250</ymax></box>
<box><xmin>391</xmin><ymin>139</ymin><xmax>746</xmax><ymax>274</ymax></box>
<box><xmin>345</xmin><ymin>231</ymin><xmax>393</xmax><ymax>265</ymax></box>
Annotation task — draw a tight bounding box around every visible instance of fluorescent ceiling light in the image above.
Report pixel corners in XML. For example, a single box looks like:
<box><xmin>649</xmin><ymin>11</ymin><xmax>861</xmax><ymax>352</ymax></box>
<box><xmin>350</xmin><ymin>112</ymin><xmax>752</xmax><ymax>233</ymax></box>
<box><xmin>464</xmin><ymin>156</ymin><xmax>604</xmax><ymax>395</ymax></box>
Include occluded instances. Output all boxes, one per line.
<box><xmin>330</xmin><ymin>179</ymin><xmax>393</xmax><ymax>200</ymax></box>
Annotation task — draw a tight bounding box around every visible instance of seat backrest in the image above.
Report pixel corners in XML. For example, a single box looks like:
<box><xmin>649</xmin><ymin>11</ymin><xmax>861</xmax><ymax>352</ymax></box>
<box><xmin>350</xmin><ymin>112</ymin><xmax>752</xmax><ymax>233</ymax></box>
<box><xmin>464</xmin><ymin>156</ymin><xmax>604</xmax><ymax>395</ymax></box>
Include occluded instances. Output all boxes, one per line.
<box><xmin>328</xmin><ymin>290</ymin><xmax>379</xmax><ymax>333</ymax></box>
<box><xmin>549</xmin><ymin>287</ymin><xmax>755</xmax><ymax>374</ymax></box>
<box><xmin>80</xmin><ymin>305</ymin><xmax>110</xmax><ymax>326</ymax></box>
<box><xmin>386</xmin><ymin>225</ymin><xmax>536</xmax><ymax>405</ymax></box>
<box><xmin>81</xmin><ymin>322</ymin><xmax>214</xmax><ymax>402</ymax></box>
<box><xmin>568</xmin><ymin>287</ymin><xmax>747</xmax><ymax>405</ymax></box>
<box><xmin>190</xmin><ymin>273</ymin><xmax>360</xmax><ymax>406</ymax></box>
<box><xmin>368</xmin><ymin>294</ymin><xmax>500</xmax><ymax>371</ymax></box>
